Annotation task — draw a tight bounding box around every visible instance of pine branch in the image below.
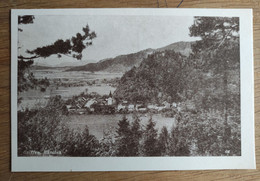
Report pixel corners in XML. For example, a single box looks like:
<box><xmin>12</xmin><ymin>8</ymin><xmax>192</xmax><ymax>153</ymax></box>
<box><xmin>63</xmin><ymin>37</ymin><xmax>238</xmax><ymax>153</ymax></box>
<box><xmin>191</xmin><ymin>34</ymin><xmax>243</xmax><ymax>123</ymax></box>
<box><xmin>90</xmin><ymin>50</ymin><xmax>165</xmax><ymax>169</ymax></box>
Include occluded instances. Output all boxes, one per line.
<box><xmin>18</xmin><ymin>55</ymin><xmax>40</xmax><ymax>60</ymax></box>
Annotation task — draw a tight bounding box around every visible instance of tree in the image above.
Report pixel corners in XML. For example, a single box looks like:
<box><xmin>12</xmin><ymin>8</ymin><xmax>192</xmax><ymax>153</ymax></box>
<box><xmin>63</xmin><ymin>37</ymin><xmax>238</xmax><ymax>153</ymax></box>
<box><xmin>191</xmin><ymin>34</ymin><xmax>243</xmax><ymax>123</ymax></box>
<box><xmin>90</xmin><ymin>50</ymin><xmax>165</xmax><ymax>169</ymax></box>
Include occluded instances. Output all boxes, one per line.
<box><xmin>143</xmin><ymin>117</ymin><xmax>159</xmax><ymax>156</ymax></box>
<box><xmin>97</xmin><ymin>129</ymin><xmax>117</xmax><ymax>156</ymax></box>
<box><xmin>18</xmin><ymin>15</ymin><xmax>35</xmax><ymax>31</ymax></box>
<box><xmin>115</xmin><ymin>115</ymin><xmax>132</xmax><ymax>156</ymax></box>
<box><xmin>189</xmin><ymin>17</ymin><xmax>239</xmax><ymax>54</ymax></box>
<box><xmin>18</xmin><ymin>15</ymin><xmax>97</xmax><ymax>92</ymax></box>
<box><xmin>157</xmin><ymin>126</ymin><xmax>170</xmax><ymax>156</ymax></box>
<box><xmin>189</xmin><ymin>17</ymin><xmax>240</xmax><ymax>130</ymax></box>
<box><xmin>169</xmin><ymin>123</ymin><xmax>190</xmax><ymax>156</ymax></box>
<box><xmin>18</xmin><ymin>95</ymin><xmax>66</xmax><ymax>155</ymax></box>
<box><xmin>65</xmin><ymin>126</ymin><xmax>99</xmax><ymax>156</ymax></box>
<box><xmin>128</xmin><ymin>114</ymin><xmax>142</xmax><ymax>156</ymax></box>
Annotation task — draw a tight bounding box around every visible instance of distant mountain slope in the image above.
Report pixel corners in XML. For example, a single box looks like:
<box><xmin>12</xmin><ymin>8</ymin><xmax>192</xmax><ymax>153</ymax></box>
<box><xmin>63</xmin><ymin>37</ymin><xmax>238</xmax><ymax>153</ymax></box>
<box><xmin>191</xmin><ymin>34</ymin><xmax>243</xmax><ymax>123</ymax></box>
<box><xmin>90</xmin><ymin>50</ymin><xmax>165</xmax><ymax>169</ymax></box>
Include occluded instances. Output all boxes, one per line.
<box><xmin>157</xmin><ymin>41</ymin><xmax>193</xmax><ymax>56</ymax></box>
<box><xmin>67</xmin><ymin>49</ymin><xmax>153</xmax><ymax>73</ymax></box>
<box><xmin>67</xmin><ymin>41</ymin><xmax>194</xmax><ymax>73</ymax></box>
<box><xmin>34</xmin><ymin>59</ymin><xmax>91</xmax><ymax>68</ymax></box>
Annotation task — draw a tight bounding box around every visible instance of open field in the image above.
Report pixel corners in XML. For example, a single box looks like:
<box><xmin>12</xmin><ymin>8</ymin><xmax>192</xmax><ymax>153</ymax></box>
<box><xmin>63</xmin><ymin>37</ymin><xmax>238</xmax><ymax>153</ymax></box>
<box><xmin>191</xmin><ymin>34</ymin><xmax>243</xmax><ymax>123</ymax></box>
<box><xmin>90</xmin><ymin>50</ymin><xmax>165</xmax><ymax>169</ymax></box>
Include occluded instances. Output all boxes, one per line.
<box><xmin>32</xmin><ymin>67</ymin><xmax>123</xmax><ymax>80</ymax></box>
<box><xmin>18</xmin><ymin>68</ymin><xmax>122</xmax><ymax>110</ymax></box>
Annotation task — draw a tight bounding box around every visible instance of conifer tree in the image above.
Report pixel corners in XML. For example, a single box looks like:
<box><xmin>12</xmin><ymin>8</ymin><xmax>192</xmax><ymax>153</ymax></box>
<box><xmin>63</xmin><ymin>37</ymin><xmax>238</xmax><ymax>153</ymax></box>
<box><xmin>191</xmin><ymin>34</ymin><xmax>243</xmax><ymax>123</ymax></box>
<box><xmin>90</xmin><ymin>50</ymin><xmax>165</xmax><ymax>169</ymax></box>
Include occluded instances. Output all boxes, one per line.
<box><xmin>157</xmin><ymin>126</ymin><xmax>170</xmax><ymax>156</ymax></box>
<box><xmin>65</xmin><ymin>126</ymin><xmax>99</xmax><ymax>156</ymax></box>
<box><xmin>115</xmin><ymin>115</ymin><xmax>132</xmax><ymax>156</ymax></box>
<box><xmin>189</xmin><ymin>17</ymin><xmax>239</xmax><ymax>129</ymax></box>
<box><xmin>128</xmin><ymin>114</ymin><xmax>142</xmax><ymax>156</ymax></box>
<box><xmin>143</xmin><ymin>117</ymin><xmax>159</xmax><ymax>156</ymax></box>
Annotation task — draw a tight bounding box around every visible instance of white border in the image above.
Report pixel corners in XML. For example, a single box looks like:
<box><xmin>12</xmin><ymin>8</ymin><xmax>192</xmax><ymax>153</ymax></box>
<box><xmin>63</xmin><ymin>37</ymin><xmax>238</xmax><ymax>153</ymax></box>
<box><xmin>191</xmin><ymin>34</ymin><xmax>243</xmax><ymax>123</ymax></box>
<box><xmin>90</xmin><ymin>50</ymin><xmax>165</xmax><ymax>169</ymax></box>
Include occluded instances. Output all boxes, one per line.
<box><xmin>11</xmin><ymin>8</ymin><xmax>255</xmax><ymax>171</ymax></box>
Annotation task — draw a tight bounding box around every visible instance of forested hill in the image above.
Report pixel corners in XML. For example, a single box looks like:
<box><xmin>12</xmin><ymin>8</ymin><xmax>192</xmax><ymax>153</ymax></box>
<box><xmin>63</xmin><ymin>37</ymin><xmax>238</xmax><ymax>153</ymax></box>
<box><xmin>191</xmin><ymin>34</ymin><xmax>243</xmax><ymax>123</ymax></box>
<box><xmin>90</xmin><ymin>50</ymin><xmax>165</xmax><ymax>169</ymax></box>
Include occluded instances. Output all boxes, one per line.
<box><xmin>66</xmin><ymin>41</ymin><xmax>193</xmax><ymax>73</ymax></box>
<box><xmin>113</xmin><ymin>50</ymin><xmax>187</xmax><ymax>103</ymax></box>
<box><xmin>113</xmin><ymin>43</ymin><xmax>240</xmax><ymax>108</ymax></box>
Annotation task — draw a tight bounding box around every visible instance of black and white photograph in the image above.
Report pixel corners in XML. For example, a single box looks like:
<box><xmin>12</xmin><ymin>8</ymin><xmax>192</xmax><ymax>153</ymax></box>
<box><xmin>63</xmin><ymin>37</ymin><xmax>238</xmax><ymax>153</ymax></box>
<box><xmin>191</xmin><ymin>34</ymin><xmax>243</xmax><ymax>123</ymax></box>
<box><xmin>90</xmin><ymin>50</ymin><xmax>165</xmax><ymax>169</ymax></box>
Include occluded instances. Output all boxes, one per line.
<box><xmin>11</xmin><ymin>9</ymin><xmax>255</xmax><ymax>171</ymax></box>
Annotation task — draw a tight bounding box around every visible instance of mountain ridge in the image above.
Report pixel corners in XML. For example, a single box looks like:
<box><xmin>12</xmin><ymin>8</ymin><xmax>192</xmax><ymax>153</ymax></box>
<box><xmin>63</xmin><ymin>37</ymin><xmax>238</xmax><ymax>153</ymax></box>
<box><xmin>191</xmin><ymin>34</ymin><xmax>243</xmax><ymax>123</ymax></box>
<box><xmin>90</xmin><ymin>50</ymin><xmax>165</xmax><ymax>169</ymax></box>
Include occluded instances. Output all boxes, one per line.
<box><xmin>66</xmin><ymin>41</ymin><xmax>194</xmax><ymax>73</ymax></box>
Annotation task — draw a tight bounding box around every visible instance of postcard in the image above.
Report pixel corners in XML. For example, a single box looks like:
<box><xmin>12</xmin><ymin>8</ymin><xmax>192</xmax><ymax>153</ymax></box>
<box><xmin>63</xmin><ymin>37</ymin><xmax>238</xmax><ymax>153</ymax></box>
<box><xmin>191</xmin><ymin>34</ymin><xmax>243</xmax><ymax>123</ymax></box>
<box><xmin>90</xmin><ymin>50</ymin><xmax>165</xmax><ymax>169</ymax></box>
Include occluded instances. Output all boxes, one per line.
<box><xmin>11</xmin><ymin>8</ymin><xmax>255</xmax><ymax>171</ymax></box>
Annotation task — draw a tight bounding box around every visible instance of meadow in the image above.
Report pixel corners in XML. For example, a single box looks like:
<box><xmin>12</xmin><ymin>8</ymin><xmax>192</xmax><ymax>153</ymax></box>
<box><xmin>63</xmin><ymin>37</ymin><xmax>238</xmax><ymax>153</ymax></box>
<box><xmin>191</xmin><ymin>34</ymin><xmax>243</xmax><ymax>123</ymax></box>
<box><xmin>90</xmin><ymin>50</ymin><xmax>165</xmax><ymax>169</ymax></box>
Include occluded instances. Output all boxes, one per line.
<box><xmin>18</xmin><ymin>68</ymin><xmax>121</xmax><ymax>110</ymax></box>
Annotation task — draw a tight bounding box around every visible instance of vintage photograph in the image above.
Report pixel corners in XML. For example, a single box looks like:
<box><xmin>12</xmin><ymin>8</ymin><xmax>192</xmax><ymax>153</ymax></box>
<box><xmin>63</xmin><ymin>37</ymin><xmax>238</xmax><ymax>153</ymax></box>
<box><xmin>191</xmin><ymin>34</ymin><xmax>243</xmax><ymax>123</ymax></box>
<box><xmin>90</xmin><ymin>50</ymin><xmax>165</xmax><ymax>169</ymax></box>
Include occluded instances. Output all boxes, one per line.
<box><xmin>16</xmin><ymin>13</ymin><xmax>241</xmax><ymax>158</ymax></box>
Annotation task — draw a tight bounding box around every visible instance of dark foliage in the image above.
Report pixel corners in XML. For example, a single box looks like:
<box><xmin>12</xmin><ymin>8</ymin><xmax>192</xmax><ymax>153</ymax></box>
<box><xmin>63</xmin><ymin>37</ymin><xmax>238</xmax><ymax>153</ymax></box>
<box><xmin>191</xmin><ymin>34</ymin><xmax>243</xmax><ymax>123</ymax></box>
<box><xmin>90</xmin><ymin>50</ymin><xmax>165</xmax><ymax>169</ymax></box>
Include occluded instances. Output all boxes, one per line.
<box><xmin>18</xmin><ymin>96</ymin><xmax>65</xmax><ymax>155</ymax></box>
<box><xmin>114</xmin><ymin>50</ymin><xmax>186</xmax><ymax>103</ymax></box>
<box><xmin>18</xmin><ymin>60</ymin><xmax>50</xmax><ymax>92</ymax></box>
<box><xmin>64</xmin><ymin>126</ymin><xmax>99</xmax><ymax>156</ymax></box>
<box><xmin>128</xmin><ymin>114</ymin><xmax>142</xmax><ymax>156</ymax></box>
<box><xmin>23</xmin><ymin>25</ymin><xmax>96</xmax><ymax>60</ymax></box>
<box><xmin>115</xmin><ymin>115</ymin><xmax>132</xmax><ymax>156</ymax></box>
<box><xmin>143</xmin><ymin>118</ymin><xmax>160</xmax><ymax>156</ymax></box>
<box><xmin>157</xmin><ymin>126</ymin><xmax>170</xmax><ymax>156</ymax></box>
<box><xmin>18</xmin><ymin>95</ymin><xmax>100</xmax><ymax>156</ymax></box>
<box><xmin>18</xmin><ymin>15</ymin><xmax>35</xmax><ymax>32</ymax></box>
<box><xmin>18</xmin><ymin>15</ymin><xmax>35</xmax><ymax>25</ymax></box>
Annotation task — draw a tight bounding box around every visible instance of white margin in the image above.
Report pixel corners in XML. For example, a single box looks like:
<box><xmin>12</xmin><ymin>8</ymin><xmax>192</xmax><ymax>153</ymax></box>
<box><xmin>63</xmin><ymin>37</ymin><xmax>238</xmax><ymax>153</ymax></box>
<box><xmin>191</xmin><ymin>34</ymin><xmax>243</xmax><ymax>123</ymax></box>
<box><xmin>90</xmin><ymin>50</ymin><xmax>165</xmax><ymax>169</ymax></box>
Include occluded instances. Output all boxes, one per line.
<box><xmin>11</xmin><ymin>8</ymin><xmax>255</xmax><ymax>172</ymax></box>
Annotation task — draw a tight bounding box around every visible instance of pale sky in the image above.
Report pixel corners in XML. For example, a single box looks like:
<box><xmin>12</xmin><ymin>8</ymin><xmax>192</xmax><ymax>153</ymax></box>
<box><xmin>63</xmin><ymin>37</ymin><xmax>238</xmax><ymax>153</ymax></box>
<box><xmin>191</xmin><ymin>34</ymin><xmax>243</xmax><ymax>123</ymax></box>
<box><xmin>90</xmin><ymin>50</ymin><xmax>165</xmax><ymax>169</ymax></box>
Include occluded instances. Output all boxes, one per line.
<box><xmin>18</xmin><ymin>15</ymin><xmax>199</xmax><ymax>66</ymax></box>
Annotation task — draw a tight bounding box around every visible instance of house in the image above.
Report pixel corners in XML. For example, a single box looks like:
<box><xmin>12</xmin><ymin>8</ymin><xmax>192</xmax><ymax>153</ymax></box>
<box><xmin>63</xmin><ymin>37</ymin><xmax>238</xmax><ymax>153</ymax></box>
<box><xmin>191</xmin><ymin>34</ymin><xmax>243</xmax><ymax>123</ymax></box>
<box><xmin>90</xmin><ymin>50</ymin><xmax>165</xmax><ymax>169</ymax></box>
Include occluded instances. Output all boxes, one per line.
<box><xmin>135</xmin><ymin>104</ymin><xmax>142</xmax><ymax>111</ymax></box>
<box><xmin>77</xmin><ymin>108</ymin><xmax>86</xmax><ymax>114</ymax></box>
<box><xmin>117</xmin><ymin>104</ymin><xmax>126</xmax><ymax>112</ymax></box>
<box><xmin>128</xmin><ymin>104</ymin><xmax>135</xmax><ymax>112</ymax></box>
<box><xmin>76</xmin><ymin>97</ymin><xmax>88</xmax><ymax>108</ymax></box>
<box><xmin>162</xmin><ymin>101</ymin><xmax>171</xmax><ymax>109</ymax></box>
<box><xmin>147</xmin><ymin>104</ymin><xmax>157</xmax><ymax>110</ymax></box>
<box><xmin>81</xmin><ymin>97</ymin><xmax>86</xmax><ymax>102</ymax></box>
<box><xmin>84</xmin><ymin>99</ymin><xmax>97</xmax><ymax>108</ymax></box>
<box><xmin>157</xmin><ymin>106</ymin><xmax>165</xmax><ymax>112</ymax></box>
<box><xmin>172</xmin><ymin>102</ymin><xmax>177</xmax><ymax>108</ymax></box>
<box><xmin>138</xmin><ymin>107</ymin><xmax>147</xmax><ymax>112</ymax></box>
<box><xmin>107</xmin><ymin>97</ymin><xmax>113</xmax><ymax>105</ymax></box>
<box><xmin>97</xmin><ymin>98</ymin><xmax>106</xmax><ymax>105</ymax></box>
<box><xmin>66</xmin><ymin>105</ymin><xmax>72</xmax><ymax>109</ymax></box>
<box><xmin>66</xmin><ymin>105</ymin><xmax>77</xmax><ymax>113</ymax></box>
<box><xmin>76</xmin><ymin>103</ymin><xmax>82</xmax><ymax>109</ymax></box>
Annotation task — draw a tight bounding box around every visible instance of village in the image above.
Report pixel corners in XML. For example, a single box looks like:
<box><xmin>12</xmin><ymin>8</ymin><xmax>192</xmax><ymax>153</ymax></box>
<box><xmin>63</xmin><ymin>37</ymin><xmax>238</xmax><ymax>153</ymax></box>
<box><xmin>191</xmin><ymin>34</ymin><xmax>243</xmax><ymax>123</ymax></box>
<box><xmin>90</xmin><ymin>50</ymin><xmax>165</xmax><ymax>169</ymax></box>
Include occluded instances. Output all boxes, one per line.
<box><xmin>65</xmin><ymin>91</ymin><xmax>180</xmax><ymax>115</ymax></box>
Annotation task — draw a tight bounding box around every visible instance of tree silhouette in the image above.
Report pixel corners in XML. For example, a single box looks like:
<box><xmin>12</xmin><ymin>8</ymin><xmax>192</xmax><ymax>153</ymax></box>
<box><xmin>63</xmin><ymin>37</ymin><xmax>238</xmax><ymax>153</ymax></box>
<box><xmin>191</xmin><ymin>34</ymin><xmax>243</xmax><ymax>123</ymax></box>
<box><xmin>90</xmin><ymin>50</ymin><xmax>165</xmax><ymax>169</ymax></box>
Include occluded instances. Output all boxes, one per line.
<box><xmin>128</xmin><ymin>114</ymin><xmax>142</xmax><ymax>156</ymax></box>
<box><xmin>143</xmin><ymin>117</ymin><xmax>159</xmax><ymax>156</ymax></box>
<box><xmin>115</xmin><ymin>115</ymin><xmax>132</xmax><ymax>156</ymax></box>
<box><xmin>189</xmin><ymin>16</ymin><xmax>239</xmax><ymax>129</ymax></box>
<box><xmin>189</xmin><ymin>17</ymin><xmax>239</xmax><ymax>54</ymax></box>
<box><xmin>18</xmin><ymin>15</ymin><xmax>97</xmax><ymax>92</ymax></box>
<box><xmin>18</xmin><ymin>15</ymin><xmax>35</xmax><ymax>32</ymax></box>
<box><xmin>21</xmin><ymin>25</ymin><xmax>96</xmax><ymax>60</ymax></box>
<box><xmin>157</xmin><ymin>126</ymin><xmax>170</xmax><ymax>156</ymax></box>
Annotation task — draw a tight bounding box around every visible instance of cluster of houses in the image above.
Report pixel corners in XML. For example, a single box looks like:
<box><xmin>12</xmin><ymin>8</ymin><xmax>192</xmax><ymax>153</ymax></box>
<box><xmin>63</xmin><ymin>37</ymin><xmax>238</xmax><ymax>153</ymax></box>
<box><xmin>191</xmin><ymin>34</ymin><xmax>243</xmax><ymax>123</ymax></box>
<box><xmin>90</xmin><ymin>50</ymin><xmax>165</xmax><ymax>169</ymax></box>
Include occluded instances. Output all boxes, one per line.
<box><xmin>117</xmin><ymin>100</ymin><xmax>178</xmax><ymax>113</ymax></box>
<box><xmin>66</xmin><ymin>93</ymin><xmax>180</xmax><ymax>115</ymax></box>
